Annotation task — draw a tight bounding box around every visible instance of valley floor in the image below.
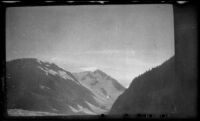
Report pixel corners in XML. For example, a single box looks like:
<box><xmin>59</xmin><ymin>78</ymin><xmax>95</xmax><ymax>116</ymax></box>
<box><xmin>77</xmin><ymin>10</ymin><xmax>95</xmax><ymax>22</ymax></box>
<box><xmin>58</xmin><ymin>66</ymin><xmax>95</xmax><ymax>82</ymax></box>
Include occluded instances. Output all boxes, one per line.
<box><xmin>7</xmin><ymin>109</ymin><xmax>104</xmax><ymax>116</ymax></box>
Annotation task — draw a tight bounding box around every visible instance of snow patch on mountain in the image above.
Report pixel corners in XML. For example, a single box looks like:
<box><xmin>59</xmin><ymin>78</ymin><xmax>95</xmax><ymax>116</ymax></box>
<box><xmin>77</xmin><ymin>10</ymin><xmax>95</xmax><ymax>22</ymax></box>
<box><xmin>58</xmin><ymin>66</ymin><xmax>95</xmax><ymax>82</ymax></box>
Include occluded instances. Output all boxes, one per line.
<box><xmin>38</xmin><ymin>66</ymin><xmax>48</xmax><ymax>75</ymax></box>
<box><xmin>106</xmin><ymin>95</ymin><xmax>110</xmax><ymax>99</ymax></box>
<box><xmin>68</xmin><ymin>105</ymin><xmax>95</xmax><ymax>115</ymax></box>
<box><xmin>48</xmin><ymin>69</ymin><xmax>57</xmax><ymax>75</ymax></box>
<box><xmin>68</xmin><ymin>105</ymin><xmax>79</xmax><ymax>113</ymax></box>
<box><xmin>40</xmin><ymin>85</ymin><xmax>50</xmax><ymax>90</ymax></box>
<box><xmin>45</xmin><ymin>63</ymin><xmax>50</xmax><ymax>67</ymax></box>
<box><xmin>77</xmin><ymin>105</ymin><xmax>95</xmax><ymax>114</ymax></box>
<box><xmin>57</xmin><ymin>71</ymin><xmax>81</xmax><ymax>85</ymax></box>
<box><xmin>37</xmin><ymin>65</ymin><xmax>80</xmax><ymax>85</ymax></box>
<box><xmin>58</xmin><ymin>71</ymin><xmax>73</xmax><ymax>80</ymax></box>
<box><xmin>36</xmin><ymin>59</ymin><xmax>42</xmax><ymax>64</ymax></box>
<box><xmin>85</xmin><ymin>101</ymin><xmax>106</xmax><ymax>113</ymax></box>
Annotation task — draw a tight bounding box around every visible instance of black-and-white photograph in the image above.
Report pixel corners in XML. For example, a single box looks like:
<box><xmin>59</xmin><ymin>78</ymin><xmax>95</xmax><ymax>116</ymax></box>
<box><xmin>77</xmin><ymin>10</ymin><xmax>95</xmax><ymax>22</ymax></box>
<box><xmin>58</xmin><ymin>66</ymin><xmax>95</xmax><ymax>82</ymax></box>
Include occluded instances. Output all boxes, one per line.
<box><xmin>4</xmin><ymin>2</ymin><xmax>197</xmax><ymax>118</ymax></box>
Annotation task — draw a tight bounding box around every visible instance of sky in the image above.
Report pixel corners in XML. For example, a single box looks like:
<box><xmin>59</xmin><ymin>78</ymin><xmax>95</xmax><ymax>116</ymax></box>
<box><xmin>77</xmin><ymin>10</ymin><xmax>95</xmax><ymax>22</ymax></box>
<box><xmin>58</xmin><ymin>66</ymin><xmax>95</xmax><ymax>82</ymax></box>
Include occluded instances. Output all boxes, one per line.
<box><xmin>6</xmin><ymin>5</ymin><xmax>174</xmax><ymax>88</ymax></box>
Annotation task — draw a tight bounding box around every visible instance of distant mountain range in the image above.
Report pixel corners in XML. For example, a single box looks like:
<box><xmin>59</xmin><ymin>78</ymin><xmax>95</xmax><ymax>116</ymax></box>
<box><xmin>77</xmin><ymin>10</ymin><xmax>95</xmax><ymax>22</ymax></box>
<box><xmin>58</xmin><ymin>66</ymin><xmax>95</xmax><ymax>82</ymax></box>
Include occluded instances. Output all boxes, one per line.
<box><xmin>109</xmin><ymin>56</ymin><xmax>196</xmax><ymax>118</ymax></box>
<box><xmin>6</xmin><ymin>58</ymin><xmax>125</xmax><ymax>116</ymax></box>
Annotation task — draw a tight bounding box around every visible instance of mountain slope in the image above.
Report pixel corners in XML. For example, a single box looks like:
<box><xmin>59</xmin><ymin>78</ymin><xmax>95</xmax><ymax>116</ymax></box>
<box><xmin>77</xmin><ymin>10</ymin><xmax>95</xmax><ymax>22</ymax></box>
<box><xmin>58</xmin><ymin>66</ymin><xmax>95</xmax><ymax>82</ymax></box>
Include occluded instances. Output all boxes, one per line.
<box><xmin>109</xmin><ymin>57</ymin><xmax>178</xmax><ymax>115</ymax></box>
<box><xmin>73</xmin><ymin>70</ymin><xmax>125</xmax><ymax>110</ymax></box>
<box><xmin>6</xmin><ymin>58</ymin><xmax>107</xmax><ymax>115</ymax></box>
<box><xmin>109</xmin><ymin>56</ymin><xmax>196</xmax><ymax>117</ymax></box>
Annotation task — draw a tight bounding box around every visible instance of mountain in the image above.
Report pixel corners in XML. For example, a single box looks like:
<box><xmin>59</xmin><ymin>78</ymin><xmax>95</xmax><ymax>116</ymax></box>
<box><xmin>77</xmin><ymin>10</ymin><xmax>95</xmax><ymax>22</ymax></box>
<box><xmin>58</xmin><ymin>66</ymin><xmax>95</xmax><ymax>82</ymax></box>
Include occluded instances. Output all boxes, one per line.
<box><xmin>110</xmin><ymin>56</ymin><xmax>196</xmax><ymax>117</ymax></box>
<box><xmin>73</xmin><ymin>69</ymin><xmax>126</xmax><ymax>110</ymax></box>
<box><xmin>6</xmin><ymin>58</ymin><xmax>108</xmax><ymax>116</ymax></box>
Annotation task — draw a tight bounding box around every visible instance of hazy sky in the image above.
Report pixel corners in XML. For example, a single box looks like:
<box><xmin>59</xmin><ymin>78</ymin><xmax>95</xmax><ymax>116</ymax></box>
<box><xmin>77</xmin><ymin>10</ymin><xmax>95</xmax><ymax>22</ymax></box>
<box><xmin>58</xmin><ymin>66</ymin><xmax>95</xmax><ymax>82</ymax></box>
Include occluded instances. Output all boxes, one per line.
<box><xmin>6</xmin><ymin>5</ymin><xmax>174</xmax><ymax>88</ymax></box>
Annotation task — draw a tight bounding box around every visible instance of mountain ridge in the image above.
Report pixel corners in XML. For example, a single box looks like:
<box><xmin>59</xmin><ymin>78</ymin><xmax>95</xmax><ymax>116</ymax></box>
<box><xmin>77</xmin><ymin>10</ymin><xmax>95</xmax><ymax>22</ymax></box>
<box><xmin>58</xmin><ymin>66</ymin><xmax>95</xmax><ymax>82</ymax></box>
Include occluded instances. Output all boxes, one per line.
<box><xmin>6</xmin><ymin>58</ymin><xmax>110</xmax><ymax>115</ymax></box>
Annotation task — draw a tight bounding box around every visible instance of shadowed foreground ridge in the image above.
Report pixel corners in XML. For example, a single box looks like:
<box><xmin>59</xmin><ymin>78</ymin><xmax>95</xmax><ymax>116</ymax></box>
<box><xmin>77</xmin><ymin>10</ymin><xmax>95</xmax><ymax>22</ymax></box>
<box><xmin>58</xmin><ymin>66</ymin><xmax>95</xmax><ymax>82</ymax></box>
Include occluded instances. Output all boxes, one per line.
<box><xmin>110</xmin><ymin>57</ymin><xmax>177</xmax><ymax>115</ymax></box>
<box><xmin>110</xmin><ymin>56</ymin><xmax>196</xmax><ymax>118</ymax></box>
